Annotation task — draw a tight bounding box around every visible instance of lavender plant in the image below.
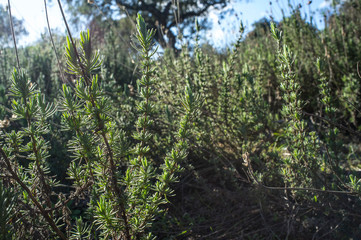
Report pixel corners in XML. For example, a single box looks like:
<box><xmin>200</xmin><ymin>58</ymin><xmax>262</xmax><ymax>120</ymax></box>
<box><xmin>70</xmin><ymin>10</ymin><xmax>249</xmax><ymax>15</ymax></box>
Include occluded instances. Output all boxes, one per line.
<box><xmin>0</xmin><ymin>68</ymin><xmax>65</xmax><ymax>239</ymax></box>
<box><xmin>270</xmin><ymin>22</ymin><xmax>322</xmax><ymax>188</ymax></box>
<box><xmin>0</xmin><ymin>14</ymin><xmax>201</xmax><ymax>240</ymax></box>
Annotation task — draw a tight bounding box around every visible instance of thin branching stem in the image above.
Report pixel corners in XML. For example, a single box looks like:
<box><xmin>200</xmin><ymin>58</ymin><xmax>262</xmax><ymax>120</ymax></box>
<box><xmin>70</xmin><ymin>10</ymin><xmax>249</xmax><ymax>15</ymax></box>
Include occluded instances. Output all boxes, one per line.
<box><xmin>7</xmin><ymin>0</ymin><xmax>20</xmax><ymax>69</ymax></box>
<box><xmin>44</xmin><ymin>0</ymin><xmax>67</xmax><ymax>84</ymax></box>
<box><xmin>244</xmin><ymin>153</ymin><xmax>357</xmax><ymax>196</ymax></box>
<box><xmin>100</xmin><ymin>131</ymin><xmax>131</xmax><ymax>240</ymax></box>
<box><xmin>0</xmin><ymin>147</ymin><xmax>67</xmax><ymax>240</ymax></box>
<box><xmin>57</xmin><ymin>0</ymin><xmax>90</xmax><ymax>85</ymax></box>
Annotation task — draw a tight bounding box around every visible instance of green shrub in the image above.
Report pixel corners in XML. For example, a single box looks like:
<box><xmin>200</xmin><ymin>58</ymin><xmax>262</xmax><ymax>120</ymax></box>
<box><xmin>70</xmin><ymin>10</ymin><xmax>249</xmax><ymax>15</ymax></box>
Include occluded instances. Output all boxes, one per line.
<box><xmin>0</xmin><ymin>14</ymin><xmax>201</xmax><ymax>239</ymax></box>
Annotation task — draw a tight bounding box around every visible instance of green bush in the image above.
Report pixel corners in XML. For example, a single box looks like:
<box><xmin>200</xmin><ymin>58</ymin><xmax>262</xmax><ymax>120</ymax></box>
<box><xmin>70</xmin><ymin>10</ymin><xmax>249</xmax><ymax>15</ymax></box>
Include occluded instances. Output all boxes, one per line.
<box><xmin>1</xmin><ymin>0</ymin><xmax>361</xmax><ymax>238</ymax></box>
<box><xmin>0</xmin><ymin>15</ymin><xmax>201</xmax><ymax>239</ymax></box>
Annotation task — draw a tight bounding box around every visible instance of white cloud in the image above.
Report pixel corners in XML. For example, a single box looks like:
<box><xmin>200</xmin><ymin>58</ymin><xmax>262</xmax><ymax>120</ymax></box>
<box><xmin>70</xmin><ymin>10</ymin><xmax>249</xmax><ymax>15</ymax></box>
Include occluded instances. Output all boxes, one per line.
<box><xmin>319</xmin><ymin>0</ymin><xmax>331</xmax><ymax>8</ymax></box>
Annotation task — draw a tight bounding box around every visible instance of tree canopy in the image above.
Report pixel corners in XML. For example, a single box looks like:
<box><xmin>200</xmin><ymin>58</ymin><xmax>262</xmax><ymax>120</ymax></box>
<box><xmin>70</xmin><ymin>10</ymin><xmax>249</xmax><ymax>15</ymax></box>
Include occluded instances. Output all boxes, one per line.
<box><xmin>0</xmin><ymin>4</ymin><xmax>27</xmax><ymax>45</ymax></box>
<box><xmin>65</xmin><ymin>0</ymin><xmax>231</xmax><ymax>50</ymax></box>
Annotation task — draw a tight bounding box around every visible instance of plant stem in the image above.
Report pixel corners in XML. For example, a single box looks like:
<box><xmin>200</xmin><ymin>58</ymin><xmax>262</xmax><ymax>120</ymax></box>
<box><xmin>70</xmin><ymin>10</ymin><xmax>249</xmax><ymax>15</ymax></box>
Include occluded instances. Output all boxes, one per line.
<box><xmin>7</xmin><ymin>0</ymin><xmax>20</xmax><ymax>70</ymax></box>
<box><xmin>57</xmin><ymin>0</ymin><xmax>90</xmax><ymax>85</ymax></box>
<box><xmin>44</xmin><ymin>0</ymin><xmax>66</xmax><ymax>84</ymax></box>
<box><xmin>100</xmin><ymin>131</ymin><xmax>131</xmax><ymax>240</ymax></box>
<box><xmin>0</xmin><ymin>147</ymin><xmax>67</xmax><ymax>240</ymax></box>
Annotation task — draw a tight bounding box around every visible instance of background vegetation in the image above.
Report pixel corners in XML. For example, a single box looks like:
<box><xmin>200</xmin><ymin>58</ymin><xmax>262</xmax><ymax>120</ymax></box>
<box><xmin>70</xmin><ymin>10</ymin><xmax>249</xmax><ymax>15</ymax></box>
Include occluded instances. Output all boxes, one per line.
<box><xmin>1</xmin><ymin>0</ymin><xmax>361</xmax><ymax>239</ymax></box>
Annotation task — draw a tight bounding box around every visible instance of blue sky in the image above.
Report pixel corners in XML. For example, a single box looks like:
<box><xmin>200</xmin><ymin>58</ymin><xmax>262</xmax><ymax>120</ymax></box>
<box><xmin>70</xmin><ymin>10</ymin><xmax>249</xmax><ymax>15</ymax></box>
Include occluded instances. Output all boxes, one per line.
<box><xmin>208</xmin><ymin>0</ymin><xmax>332</xmax><ymax>48</ymax></box>
<box><xmin>0</xmin><ymin>0</ymin><xmax>333</xmax><ymax>47</ymax></box>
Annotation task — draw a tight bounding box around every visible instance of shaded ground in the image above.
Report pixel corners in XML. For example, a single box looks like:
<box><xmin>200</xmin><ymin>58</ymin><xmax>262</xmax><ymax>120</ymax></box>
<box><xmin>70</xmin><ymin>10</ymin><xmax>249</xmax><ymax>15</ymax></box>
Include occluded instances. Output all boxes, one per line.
<box><xmin>153</xmin><ymin>152</ymin><xmax>361</xmax><ymax>240</ymax></box>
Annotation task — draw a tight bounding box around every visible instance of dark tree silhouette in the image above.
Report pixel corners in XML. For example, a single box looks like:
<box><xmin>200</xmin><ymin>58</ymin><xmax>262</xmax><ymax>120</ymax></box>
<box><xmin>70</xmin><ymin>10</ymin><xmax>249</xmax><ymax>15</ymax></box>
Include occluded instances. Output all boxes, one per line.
<box><xmin>65</xmin><ymin>0</ymin><xmax>232</xmax><ymax>50</ymax></box>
